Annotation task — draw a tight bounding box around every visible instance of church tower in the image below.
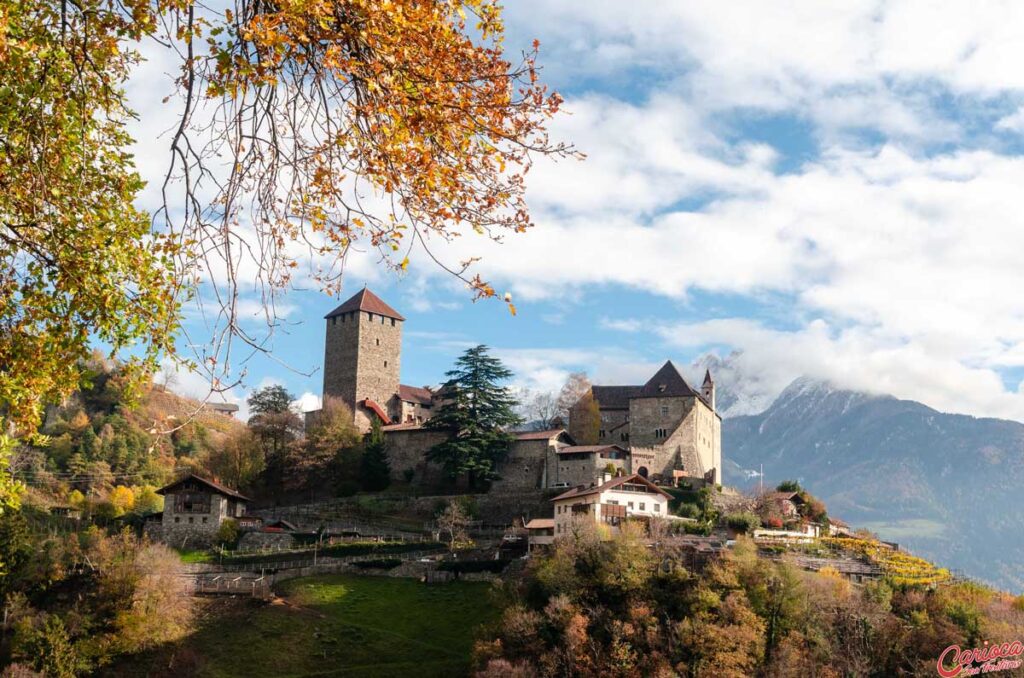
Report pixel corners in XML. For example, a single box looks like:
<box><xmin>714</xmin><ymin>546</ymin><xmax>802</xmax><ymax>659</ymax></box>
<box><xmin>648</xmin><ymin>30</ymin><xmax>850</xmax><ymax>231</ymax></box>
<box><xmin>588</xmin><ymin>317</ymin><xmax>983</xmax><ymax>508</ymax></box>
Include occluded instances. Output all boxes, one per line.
<box><xmin>322</xmin><ymin>287</ymin><xmax>403</xmax><ymax>431</ymax></box>
<box><xmin>701</xmin><ymin>369</ymin><xmax>715</xmax><ymax>410</ymax></box>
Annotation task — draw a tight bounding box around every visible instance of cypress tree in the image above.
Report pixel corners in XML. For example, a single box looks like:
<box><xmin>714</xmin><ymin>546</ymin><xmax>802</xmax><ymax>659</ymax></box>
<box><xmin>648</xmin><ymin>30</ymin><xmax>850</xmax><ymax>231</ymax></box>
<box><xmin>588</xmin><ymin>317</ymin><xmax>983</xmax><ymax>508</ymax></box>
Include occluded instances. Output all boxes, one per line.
<box><xmin>360</xmin><ymin>417</ymin><xmax>392</xmax><ymax>491</ymax></box>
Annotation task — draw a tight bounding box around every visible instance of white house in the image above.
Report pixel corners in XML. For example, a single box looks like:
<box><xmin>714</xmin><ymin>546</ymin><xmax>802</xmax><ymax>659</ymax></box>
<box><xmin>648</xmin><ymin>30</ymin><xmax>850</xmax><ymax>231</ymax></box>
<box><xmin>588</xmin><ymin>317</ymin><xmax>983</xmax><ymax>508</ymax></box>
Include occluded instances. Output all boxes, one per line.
<box><xmin>551</xmin><ymin>473</ymin><xmax>671</xmax><ymax>537</ymax></box>
<box><xmin>524</xmin><ymin>518</ymin><xmax>555</xmax><ymax>551</ymax></box>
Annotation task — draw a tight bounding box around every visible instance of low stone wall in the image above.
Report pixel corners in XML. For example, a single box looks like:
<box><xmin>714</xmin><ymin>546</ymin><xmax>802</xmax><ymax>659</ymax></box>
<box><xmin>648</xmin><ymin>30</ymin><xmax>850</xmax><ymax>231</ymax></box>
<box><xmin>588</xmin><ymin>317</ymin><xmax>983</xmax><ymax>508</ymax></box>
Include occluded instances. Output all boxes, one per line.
<box><xmin>251</xmin><ymin>488</ymin><xmax>556</xmax><ymax>528</ymax></box>
<box><xmin>238</xmin><ymin>531</ymin><xmax>297</xmax><ymax>551</ymax></box>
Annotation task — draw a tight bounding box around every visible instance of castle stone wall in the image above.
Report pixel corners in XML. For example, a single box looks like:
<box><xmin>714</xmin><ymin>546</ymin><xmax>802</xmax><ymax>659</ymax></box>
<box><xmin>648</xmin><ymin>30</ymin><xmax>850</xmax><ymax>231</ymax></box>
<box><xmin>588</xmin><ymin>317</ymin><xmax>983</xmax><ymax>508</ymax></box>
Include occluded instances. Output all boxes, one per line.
<box><xmin>493</xmin><ymin>439</ymin><xmax>550</xmax><ymax>491</ymax></box>
<box><xmin>597</xmin><ymin>409</ymin><xmax>630</xmax><ymax>445</ymax></box>
<box><xmin>383</xmin><ymin>428</ymin><xmax>451</xmax><ymax>483</ymax></box>
<box><xmin>355</xmin><ymin>312</ymin><xmax>402</xmax><ymax>430</ymax></box>
<box><xmin>630</xmin><ymin>396</ymin><xmax>698</xmax><ymax>477</ymax></box>
<box><xmin>322</xmin><ymin>311</ymin><xmax>361</xmax><ymax>413</ymax></box>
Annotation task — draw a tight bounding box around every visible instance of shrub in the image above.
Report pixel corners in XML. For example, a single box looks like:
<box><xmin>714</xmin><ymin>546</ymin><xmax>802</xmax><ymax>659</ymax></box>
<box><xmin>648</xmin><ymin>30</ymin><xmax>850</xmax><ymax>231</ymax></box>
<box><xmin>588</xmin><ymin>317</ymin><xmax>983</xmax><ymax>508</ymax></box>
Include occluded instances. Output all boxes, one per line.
<box><xmin>438</xmin><ymin>559</ymin><xmax>510</xmax><ymax>574</ymax></box>
<box><xmin>13</xmin><ymin>615</ymin><xmax>78</xmax><ymax>678</ymax></box>
<box><xmin>675</xmin><ymin>503</ymin><xmax>700</xmax><ymax>519</ymax></box>
<box><xmin>683</xmin><ymin>521</ymin><xmax>713</xmax><ymax>536</ymax></box>
<box><xmin>725</xmin><ymin>512</ymin><xmax>761</xmax><ymax>534</ymax></box>
<box><xmin>352</xmin><ymin>558</ymin><xmax>402</xmax><ymax>570</ymax></box>
<box><xmin>215</xmin><ymin>519</ymin><xmax>240</xmax><ymax>547</ymax></box>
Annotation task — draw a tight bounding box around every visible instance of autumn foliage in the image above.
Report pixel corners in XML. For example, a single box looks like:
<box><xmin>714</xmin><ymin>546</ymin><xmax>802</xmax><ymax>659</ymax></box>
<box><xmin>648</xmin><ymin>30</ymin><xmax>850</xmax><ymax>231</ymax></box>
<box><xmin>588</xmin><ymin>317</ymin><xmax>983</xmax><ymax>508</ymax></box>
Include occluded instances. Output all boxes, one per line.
<box><xmin>0</xmin><ymin>0</ymin><xmax>572</xmax><ymax>435</ymax></box>
<box><xmin>476</xmin><ymin>525</ymin><xmax>1024</xmax><ymax>677</ymax></box>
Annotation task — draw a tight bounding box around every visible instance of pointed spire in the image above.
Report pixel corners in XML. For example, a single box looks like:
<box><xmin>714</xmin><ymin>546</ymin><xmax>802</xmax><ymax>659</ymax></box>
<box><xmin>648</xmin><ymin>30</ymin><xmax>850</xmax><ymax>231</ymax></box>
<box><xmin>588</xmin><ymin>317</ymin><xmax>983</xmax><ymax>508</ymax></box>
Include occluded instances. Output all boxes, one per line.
<box><xmin>703</xmin><ymin>369</ymin><xmax>713</xmax><ymax>385</ymax></box>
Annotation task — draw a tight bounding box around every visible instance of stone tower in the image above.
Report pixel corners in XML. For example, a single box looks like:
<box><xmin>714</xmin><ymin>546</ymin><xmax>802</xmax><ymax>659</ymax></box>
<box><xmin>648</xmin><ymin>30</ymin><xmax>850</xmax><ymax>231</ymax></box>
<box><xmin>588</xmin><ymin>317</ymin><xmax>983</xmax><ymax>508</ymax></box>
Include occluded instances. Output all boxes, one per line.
<box><xmin>701</xmin><ymin>369</ymin><xmax>715</xmax><ymax>410</ymax></box>
<box><xmin>322</xmin><ymin>287</ymin><xmax>404</xmax><ymax>431</ymax></box>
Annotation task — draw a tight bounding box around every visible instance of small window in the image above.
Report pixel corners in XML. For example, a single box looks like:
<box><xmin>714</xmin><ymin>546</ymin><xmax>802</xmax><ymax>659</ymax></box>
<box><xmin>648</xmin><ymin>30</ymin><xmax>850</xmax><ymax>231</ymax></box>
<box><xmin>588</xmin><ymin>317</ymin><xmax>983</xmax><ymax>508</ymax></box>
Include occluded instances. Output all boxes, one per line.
<box><xmin>599</xmin><ymin>429</ymin><xmax>606</xmax><ymax>438</ymax></box>
<box><xmin>376</xmin><ymin>338</ymin><xmax>380</xmax><ymax>346</ymax></box>
<box><xmin>640</xmin><ymin>502</ymin><xmax>646</xmax><ymax>511</ymax></box>
<box><xmin>188</xmin><ymin>517</ymin><xmax>194</xmax><ymax>524</ymax></box>
<box><xmin>391</xmin><ymin>318</ymin><xmax>396</xmax><ymax>326</ymax></box>
<box><xmin>661</xmin><ymin>406</ymin><xmax>669</xmax><ymax>416</ymax></box>
<box><xmin>174</xmin><ymin>517</ymin><xmax>180</xmax><ymax>523</ymax></box>
<box><xmin>384</xmin><ymin>360</ymin><xmax>388</xmax><ymax>367</ymax></box>
<box><xmin>368</xmin><ymin>313</ymin><xmax>373</xmax><ymax>322</ymax></box>
<box><xmin>332</xmin><ymin>316</ymin><xmax>337</xmax><ymax>325</ymax></box>
<box><xmin>654</xmin><ymin>504</ymin><xmax>661</xmax><ymax>512</ymax></box>
<box><xmin>202</xmin><ymin>517</ymin><xmax>208</xmax><ymax>523</ymax></box>
<box><xmin>628</xmin><ymin>502</ymin><xmax>634</xmax><ymax>509</ymax></box>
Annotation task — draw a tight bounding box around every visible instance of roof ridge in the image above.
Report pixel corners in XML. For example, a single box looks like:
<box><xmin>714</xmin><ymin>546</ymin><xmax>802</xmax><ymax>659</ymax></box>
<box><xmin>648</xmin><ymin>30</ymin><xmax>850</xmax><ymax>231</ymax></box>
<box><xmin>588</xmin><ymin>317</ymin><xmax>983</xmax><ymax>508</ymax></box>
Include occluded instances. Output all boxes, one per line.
<box><xmin>324</xmin><ymin>287</ymin><xmax>405</xmax><ymax>321</ymax></box>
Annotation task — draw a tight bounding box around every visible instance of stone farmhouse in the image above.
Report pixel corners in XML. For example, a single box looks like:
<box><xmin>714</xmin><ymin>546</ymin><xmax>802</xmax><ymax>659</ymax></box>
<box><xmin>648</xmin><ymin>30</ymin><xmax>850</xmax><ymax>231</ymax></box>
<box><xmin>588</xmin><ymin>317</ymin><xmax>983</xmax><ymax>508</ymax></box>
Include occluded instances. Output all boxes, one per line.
<box><xmin>151</xmin><ymin>473</ymin><xmax>250</xmax><ymax>547</ymax></box>
<box><xmin>310</xmin><ymin>287</ymin><xmax>722</xmax><ymax>492</ymax></box>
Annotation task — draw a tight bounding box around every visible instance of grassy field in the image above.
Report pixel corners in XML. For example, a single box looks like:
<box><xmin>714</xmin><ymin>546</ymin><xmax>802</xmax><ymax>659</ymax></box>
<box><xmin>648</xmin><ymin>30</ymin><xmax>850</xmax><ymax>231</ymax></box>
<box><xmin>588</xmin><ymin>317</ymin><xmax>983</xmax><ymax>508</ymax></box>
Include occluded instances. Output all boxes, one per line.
<box><xmin>126</xmin><ymin>575</ymin><xmax>500</xmax><ymax>677</ymax></box>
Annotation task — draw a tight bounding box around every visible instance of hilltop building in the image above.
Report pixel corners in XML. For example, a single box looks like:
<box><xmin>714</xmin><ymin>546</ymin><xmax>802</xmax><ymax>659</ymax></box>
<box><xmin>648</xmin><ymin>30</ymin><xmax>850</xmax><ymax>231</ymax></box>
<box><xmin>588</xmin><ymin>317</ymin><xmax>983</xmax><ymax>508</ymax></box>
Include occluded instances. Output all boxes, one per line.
<box><xmin>313</xmin><ymin>287</ymin><xmax>721</xmax><ymax>490</ymax></box>
<box><xmin>576</xmin><ymin>362</ymin><xmax>722</xmax><ymax>485</ymax></box>
<box><xmin>320</xmin><ymin>287</ymin><xmax>440</xmax><ymax>431</ymax></box>
<box><xmin>551</xmin><ymin>472</ymin><xmax>671</xmax><ymax>537</ymax></box>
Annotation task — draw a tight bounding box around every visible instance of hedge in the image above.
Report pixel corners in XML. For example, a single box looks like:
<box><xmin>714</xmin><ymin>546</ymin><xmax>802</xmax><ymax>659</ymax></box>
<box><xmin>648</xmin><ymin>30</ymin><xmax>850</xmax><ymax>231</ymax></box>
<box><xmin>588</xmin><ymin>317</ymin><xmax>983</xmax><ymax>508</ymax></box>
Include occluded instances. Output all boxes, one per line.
<box><xmin>437</xmin><ymin>559</ymin><xmax>511</xmax><ymax>574</ymax></box>
<box><xmin>351</xmin><ymin>558</ymin><xmax>402</xmax><ymax>570</ymax></box>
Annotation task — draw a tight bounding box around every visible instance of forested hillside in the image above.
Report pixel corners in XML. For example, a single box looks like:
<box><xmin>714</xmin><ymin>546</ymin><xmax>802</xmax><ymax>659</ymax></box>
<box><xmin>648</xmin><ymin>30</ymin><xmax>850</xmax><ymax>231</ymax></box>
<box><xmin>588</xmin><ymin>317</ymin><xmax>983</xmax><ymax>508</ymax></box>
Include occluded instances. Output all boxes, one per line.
<box><xmin>13</xmin><ymin>354</ymin><xmax>245</xmax><ymax>518</ymax></box>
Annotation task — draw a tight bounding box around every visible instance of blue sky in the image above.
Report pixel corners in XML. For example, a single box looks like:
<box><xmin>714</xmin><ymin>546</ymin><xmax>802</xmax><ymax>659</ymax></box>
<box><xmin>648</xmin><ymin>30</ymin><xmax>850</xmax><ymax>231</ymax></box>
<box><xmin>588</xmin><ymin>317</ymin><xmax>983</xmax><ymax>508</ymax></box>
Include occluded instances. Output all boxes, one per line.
<box><xmin>131</xmin><ymin>2</ymin><xmax>1024</xmax><ymax>422</ymax></box>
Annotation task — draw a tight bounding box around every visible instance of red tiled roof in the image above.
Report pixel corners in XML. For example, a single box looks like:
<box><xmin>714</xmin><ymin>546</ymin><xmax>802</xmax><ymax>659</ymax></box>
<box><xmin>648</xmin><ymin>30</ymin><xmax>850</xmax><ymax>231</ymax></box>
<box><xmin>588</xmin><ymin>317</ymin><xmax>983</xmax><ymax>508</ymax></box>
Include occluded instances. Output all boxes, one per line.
<box><xmin>637</xmin><ymin>361</ymin><xmax>698</xmax><ymax>399</ymax></box>
<box><xmin>397</xmin><ymin>384</ymin><xmax>433</xmax><ymax>405</ymax></box>
<box><xmin>514</xmin><ymin>429</ymin><xmax>574</xmax><ymax>442</ymax></box>
<box><xmin>156</xmin><ymin>473</ymin><xmax>250</xmax><ymax>501</ymax></box>
<box><xmin>324</xmin><ymin>288</ymin><xmax>405</xmax><ymax>321</ymax></box>
<box><xmin>551</xmin><ymin>473</ymin><xmax>672</xmax><ymax>502</ymax></box>
<box><xmin>525</xmin><ymin>518</ymin><xmax>555</xmax><ymax>529</ymax></box>
<box><xmin>359</xmin><ymin>399</ymin><xmax>391</xmax><ymax>424</ymax></box>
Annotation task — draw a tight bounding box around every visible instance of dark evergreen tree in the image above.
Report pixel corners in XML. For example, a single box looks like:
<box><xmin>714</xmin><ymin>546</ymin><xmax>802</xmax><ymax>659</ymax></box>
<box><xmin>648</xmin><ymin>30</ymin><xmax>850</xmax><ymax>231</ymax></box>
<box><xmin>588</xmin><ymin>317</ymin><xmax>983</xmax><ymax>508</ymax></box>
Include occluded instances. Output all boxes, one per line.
<box><xmin>426</xmin><ymin>345</ymin><xmax>523</xmax><ymax>487</ymax></box>
<box><xmin>360</xmin><ymin>417</ymin><xmax>392</xmax><ymax>491</ymax></box>
<box><xmin>246</xmin><ymin>384</ymin><xmax>302</xmax><ymax>500</ymax></box>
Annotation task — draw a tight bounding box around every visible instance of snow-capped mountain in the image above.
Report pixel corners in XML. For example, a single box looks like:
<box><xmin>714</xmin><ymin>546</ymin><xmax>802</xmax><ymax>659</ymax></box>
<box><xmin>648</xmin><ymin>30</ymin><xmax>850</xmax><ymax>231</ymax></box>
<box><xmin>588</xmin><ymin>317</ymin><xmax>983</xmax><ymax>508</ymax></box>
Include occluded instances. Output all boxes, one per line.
<box><xmin>721</xmin><ymin>376</ymin><xmax>1024</xmax><ymax>592</ymax></box>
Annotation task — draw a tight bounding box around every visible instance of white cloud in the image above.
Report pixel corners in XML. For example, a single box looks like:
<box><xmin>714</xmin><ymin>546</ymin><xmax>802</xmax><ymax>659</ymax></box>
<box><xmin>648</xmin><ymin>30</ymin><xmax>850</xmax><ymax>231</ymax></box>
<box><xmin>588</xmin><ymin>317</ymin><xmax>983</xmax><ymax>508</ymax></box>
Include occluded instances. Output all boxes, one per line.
<box><xmin>654</xmin><ymin>317</ymin><xmax>1024</xmax><ymax>421</ymax></box>
<box><xmin>123</xmin><ymin>2</ymin><xmax>1024</xmax><ymax>424</ymax></box>
<box><xmin>506</xmin><ymin>1</ymin><xmax>1024</xmax><ymax>124</ymax></box>
<box><xmin>294</xmin><ymin>391</ymin><xmax>322</xmax><ymax>414</ymax></box>
<box><xmin>493</xmin><ymin>346</ymin><xmax>661</xmax><ymax>396</ymax></box>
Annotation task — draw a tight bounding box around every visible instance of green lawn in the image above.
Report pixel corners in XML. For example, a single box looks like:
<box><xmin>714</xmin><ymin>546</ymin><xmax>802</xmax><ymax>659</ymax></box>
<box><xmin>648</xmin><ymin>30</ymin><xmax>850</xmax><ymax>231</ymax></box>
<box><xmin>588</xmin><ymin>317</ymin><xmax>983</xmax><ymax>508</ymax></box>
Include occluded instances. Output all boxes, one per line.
<box><xmin>176</xmin><ymin>548</ymin><xmax>215</xmax><ymax>564</ymax></box>
<box><xmin>179</xmin><ymin>575</ymin><xmax>499</xmax><ymax>677</ymax></box>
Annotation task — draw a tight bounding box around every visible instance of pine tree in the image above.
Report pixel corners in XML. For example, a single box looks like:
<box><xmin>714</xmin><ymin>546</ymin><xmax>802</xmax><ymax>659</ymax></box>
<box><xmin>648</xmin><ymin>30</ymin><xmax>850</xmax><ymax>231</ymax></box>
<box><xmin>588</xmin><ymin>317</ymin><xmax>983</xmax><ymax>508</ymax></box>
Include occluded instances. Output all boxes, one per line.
<box><xmin>360</xmin><ymin>417</ymin><xmax>392</xmax><ymax>492</ymax></box>
<box><xmin>426</xmin><ymin>345</ymin><xmax>523</xmax><ymax>487</ymax></box>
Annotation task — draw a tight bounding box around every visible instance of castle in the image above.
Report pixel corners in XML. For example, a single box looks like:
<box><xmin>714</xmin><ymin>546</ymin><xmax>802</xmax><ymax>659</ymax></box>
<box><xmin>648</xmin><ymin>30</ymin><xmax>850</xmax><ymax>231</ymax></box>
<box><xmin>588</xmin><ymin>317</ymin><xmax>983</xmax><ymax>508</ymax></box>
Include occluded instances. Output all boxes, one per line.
<box><xmin>320</xmin><ymin>287</ymin><xmax>438</xmax><ymax>431</ymax></box>
<box><xmin>587</xmin><ymin>362</ymin><xmax>722</xmax><ymax>484</ymax></box>
<box><xmin>315</xmin><ymin>287</ymin><xmax>721</xmax><ymax>488</ymax></box>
